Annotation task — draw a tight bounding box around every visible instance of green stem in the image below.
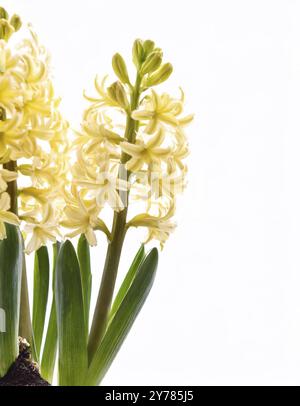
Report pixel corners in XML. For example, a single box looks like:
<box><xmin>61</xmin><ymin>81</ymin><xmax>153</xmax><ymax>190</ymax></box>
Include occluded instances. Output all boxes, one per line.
<box><xmin>3</xmin><ymin>161</ymin><xmax>18</xmax><ymax>215</ymax></box>
<box><xmin>3</xmin><ymin>160</ymin><xmax>36</xmax><ymax>359</ymax></box>
<box><xmin>88</xmin><ymin>75</ymin><xmax>142</xmax><ymax>361</ymax></box>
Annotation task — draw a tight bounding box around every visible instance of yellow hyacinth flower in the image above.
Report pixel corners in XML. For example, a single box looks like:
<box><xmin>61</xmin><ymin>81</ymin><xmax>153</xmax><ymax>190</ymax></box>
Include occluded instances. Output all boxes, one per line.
<box><xmin>126</xmin><ymin>203</ymin><xmax>176</xmax><ymax>249</ymax></box>
<box><xmin>0</xmin><ymin>168</ymin><xmax>17</xmax><ymax>192</ymax></box>
<box><xmin>61</xmin><ymin>189</ymin><xmax>111</xmax><ymax>245</ymax></box>
<box><xmin>75</xmin><ymin>168</ymin><xmax>129</xmax><ymax>212</ymax></box>
<box><xmin>24</xmin><ymin>205</ymin><xmax>60</xmax><ymax>254</ymax></box>
<box><xmin>0</xmin><ymin>192</ymin><xmax>20</xmax><ymax>239</ymax></box>
<box><xmin>121</xmin><ymin>128</ymin><xmax>172</xmax><ymax>172</ymax></box>
<box><xmin>131</xmin><ymin>89</ymin><xmax>194</xmax><ymax>134</ymax></box>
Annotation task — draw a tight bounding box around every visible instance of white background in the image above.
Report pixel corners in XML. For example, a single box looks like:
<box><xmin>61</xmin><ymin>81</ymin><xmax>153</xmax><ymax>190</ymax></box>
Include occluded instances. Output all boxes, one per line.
<box><xmin>4</xmin><ymin>0</ymin><xmax>300</xmax><ymax>385</ymax></box>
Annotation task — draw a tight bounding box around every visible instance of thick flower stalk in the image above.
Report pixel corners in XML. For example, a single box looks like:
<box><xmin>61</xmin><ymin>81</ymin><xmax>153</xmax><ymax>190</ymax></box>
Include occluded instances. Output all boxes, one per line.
<box><xmin>61</xmin><ymin>39</ymin><xmax>193</xmax><ymax>359</ymax></box>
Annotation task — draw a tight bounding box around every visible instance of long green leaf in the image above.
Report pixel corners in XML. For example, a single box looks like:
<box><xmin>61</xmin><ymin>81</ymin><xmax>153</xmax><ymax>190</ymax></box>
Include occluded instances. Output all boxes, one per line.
<box><xmin>41</xmin><ymin>242</ymin><xmax>60</xmax><ymax>383</ymax></box>
<box><xmin>109</xmin><ymin>244</ymin><xmax>145</xmax><ymax>324</ymax></box>
<box><xmin>32</xmin><ymin>246</ymin><xmax>49</xmax><ymax>360</ymax></box>
<box><xmin>40</xmin><ymin>301</ymin><xmax>57</xmax><ymax>383</ymax></box>
<box><xmin>55</xmin><ymin>240</ymin><xmax>88</xmax><ymax>386</ymax></box>
<box><xmin>0</xmin><ymin>224</ymin><xmax>23</xmax><ymax>378</ymax></box>
<box><xmin>85</xmin><ymin>248</ymin><xmax>158</xmax><ymax>386</ymax></box>
<box><xmin>77</xmin><ymin>234</ymin><xmax>92</xmax><ymax>340</ymax></box>
<box><xmin>19</xmin><ymin>250</ymin><xmax>37</xmax><ymax>361</ymax></box>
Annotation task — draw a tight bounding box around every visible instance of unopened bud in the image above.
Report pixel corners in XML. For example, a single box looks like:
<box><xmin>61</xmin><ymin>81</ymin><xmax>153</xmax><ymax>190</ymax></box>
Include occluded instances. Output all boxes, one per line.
<box><xmin>107</xmin><ymin>81</ymin><xmax>129</xmax><ymax>110</ymax></box>
<box><xmin>0</xmin><ymin>19</ymin><xmax>14</xmax><ymax>41</ymax></box>
<box><xmin>140</xmin><ymin>51</ymin><xmax>162</xmax><ymax>75</ymax></box>
<box><xmin>0</xmin><ymin>7</ymin><xmax>8</xmax><ymax>20</ymax></box>
<box><xmin>145</xmin><ymin>63</ymin><xmax>173</xmax><ymax>87</ymax></box>
<box><xmin>112</xmin><ymin>53</ymin><xmax>130</xmax><ymax>85</ymax></box>
<box><xmin>10</xmin><ymin>14</ymin><xmax>22</xmax><ymax>32</ymax></box>
<box><xmin>132</xmin><ymin>39</ymin><xmax>144</xmax><ymax>68</ymax></box>
<box><xmin>143</xmin><ymin>40</ymin><xmax>155</xmax><ymax>56</ymax></box>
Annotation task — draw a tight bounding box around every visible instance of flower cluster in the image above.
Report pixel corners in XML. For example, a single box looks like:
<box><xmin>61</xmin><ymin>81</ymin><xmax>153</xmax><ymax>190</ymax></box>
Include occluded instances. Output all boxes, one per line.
<box><xmin>60</xmin><ymin>77</ymin><xmax>127</xmax><ymax>245</ymax></box>
<box><xmin>0</xmin><ymin>10</ymin><xmax>192</xmax><ymax>253</ymax></box>
<box><xmin>122</xmin><ymin>87</ymin><xmax>192</xmax><ymax>247</ymax></box>
<box><xmin>62</xmin><ymin>39</ymin><xmax>193</xmax><ymax>248</ymax></box>
<box><xmin>0</xmin><ymin>8</ymin><xmax>68</xmax><ymax>252</ymax></box>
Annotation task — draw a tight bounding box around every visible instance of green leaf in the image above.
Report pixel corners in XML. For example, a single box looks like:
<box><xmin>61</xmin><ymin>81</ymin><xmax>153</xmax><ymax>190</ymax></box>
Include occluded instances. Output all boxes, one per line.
<box><xmin>32</xmin><ymin>246</ymin><xmax>49</xmax><ymax>360</ymax></box>
<box><xmin>109</xmin><ymin>244</ymin><xmax>145</xmax><ymax>324</ymax></box>
<box><xmin>40</xmin><ymin>301</ymin><xmax>57</xmax><ymax>383</ymax></box>
<box><xmin>85</xmin><ymin>248</ymin><xmax>158</xmax><ymax>386</ymax></box>
<box><xmin>55</xmin><ymin>240</ymin><xmax>88</xmax><ymax>386</ymax></box>
<box><xmin>19</xmin><ymin>255</ymin><xmax>37</xmax><ymax>361</ymax></box>
<box><xmin>0</xmin><ymin>224</ymin><xmax>23</xmax><ymax>378</ymax></box>
<box><xmin>40</xmin><ymin>242</ymin><xmax>60</xmax><ymax>383</ymax></box>
<box><xmin>77</xmin><ymin>234</ymin><xmax>92</xmax><ymax>340</ymax></box>
<box><xmin>19</xmin><ymin>233</ymin><xmax>38</xmax><ymax>361</ymax></box>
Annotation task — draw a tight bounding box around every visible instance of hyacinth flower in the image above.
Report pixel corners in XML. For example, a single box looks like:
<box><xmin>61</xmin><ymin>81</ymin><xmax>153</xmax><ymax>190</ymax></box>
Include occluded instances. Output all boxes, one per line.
<box><xmin>0</xmin><ymin>6</ymin><xmax>192</xmax><ymax>386</ymax></box>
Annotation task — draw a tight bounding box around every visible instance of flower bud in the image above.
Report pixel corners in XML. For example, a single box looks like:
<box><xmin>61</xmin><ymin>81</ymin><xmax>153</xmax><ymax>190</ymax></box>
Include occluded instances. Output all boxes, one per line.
<box><xmin>140</xmin><ymin>51</ymin><xmax>163</xmax><ymax>75</ymax></box>
<box><xmin>0</xmin><ymin>7</ymin><xmax>8</xmax><ymax>20</ymax></box>
<box><xmin>143</xmin><ymin>40</ymin><xmax>155</xmax><ymax>56</ymax></box>
<box><xmin>145</xmin><ymin>63</ymin><xmax>173</xmax><ymax>87</ymax></box>
<box><xmin>10</xmin><ymin>14</ymin><xmax>22</xmax><ymax>32</ymax></box>
<box><xmin>107</xmin><ymin>81</ymin><xmax>129</xmax><ymax>110</ymax></box>
<box><xmin>112</xmin><ymin>53</ymin><xmax>130</xmax><ymax>85</ymax></box>
<box><xmin>0</xmin><ymin>19</ymin><xmax>14</xmax><ymax>41</ymax></box>
<box><xmin>132</xmin><ymin>39</ymin><xmax>144</xmax><ymax>68</ymax></box>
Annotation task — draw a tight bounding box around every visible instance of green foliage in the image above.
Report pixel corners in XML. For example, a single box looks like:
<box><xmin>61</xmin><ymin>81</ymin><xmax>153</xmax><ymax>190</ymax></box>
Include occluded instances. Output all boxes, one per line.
<box><xmin>33</xmin><ymin>246</ymin><xmax>50</xmax><ymax>359</ymax></box>
<box><xmin>55</xmin><ymin>240</ymin><xmax>88</xmax><ymax>386</ymax></box>
<box><xmin>0</xmin><ymin>224</ymin><xmax>23</xmax><ymax>377</ymax></box>
<box><xmin>86</xmin><ymin>248</ymin><xmax>158</xmax><ymax>386</ymax></box>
